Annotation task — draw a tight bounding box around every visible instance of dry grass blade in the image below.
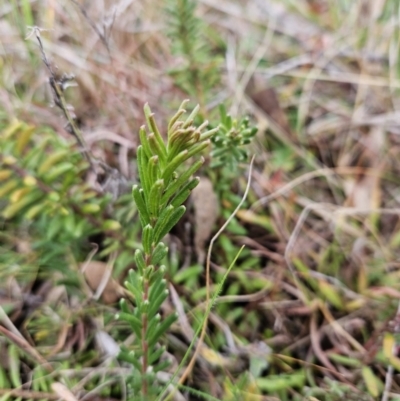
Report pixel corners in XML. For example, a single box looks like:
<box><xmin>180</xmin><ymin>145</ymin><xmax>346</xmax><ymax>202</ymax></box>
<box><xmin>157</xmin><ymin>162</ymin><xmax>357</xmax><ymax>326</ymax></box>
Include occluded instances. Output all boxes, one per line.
<box><xmin>175</xmin><ymin>155</ymin><xmax>255</xmax><ymax>390</ymax></box>
<box><xmin>0</xmin><ymin>326</ymin><xmax>53</xmax><ymax>372</ymax></box>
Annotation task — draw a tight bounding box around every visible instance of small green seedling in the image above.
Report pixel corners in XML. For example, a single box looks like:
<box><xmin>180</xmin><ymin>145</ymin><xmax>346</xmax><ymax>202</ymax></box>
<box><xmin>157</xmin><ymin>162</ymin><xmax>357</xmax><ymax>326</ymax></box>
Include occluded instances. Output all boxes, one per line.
<box><xmin>116</xmin><ymin>101</ymin><xmax>217</xmax><ymax>400</ymax></box>
<box><xmin>211</xmin><ymin>104</ymin><xmax>258</xmax><ymax>170</ymax></box>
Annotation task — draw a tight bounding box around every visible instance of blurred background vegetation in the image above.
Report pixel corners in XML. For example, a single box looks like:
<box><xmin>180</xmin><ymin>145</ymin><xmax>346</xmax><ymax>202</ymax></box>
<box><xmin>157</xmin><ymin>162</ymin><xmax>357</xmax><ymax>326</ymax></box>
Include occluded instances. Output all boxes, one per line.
<box><xmin>2</xmin><ymin>0</ymin><xmax>400</xmax><ymax>400</ymax></box>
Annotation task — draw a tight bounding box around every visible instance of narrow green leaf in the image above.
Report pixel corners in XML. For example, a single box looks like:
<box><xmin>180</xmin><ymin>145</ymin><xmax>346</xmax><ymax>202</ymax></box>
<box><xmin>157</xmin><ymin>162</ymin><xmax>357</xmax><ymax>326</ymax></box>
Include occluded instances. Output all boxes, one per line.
<box><xmin>148</xmin><ymin>289</ymin><xmax>169</xmax><ymax>318</ymax></box>
<box><xmin>183</xmin><ymin>104</ymin><xmax>199</xmax><ymax>128</ymax></box>
<box><xmin>142</xmin><ymin>224</ymin><xmax>154</xmax><ymax>255</ymax></box>
<box><xmin>43</xmin><ymin>162</ymin><xmax>73</xmax><ymax>181</ymax></box>
<box><xmin>8</xmin><ymin>344</ymin><xmax>21</xmax><ymax>387</ymax></box>
<box><xmin>154</xmin><ymin>205</ymin><xmax>186</xmax><ymax>243</ymax></box>
<box><xmin>149</xmin><ymin>155</ymin><xmax>159</xmax><ymax>186</ymax></box>
<box><xmin>151</xmin><ymin>242</ymin><xmax>168</xmax><ymax>266</ymax></box>
<box><xmin>134</xmin><ymin>249</ymin><xmax>146</xmax><ymax>275</ymax></box>
<box><xmin>0</xmin><ymin>180</ymin><xmax>19</xmax><ymax>198</ymax></box>
<box><xmin>167</xmin><ymin>121</ymin><xmax>183</xmax><ymax>142</ymax></box>
<box><xmin>148</xmin><ymin>134</ymin><xmax>167</xmax><ymax>165</ymax></box>
<box><xmin>124</xmin><ymin>282</ymin><xmax>143</xmax><ymax>306</ymax></box>
<box><xmin>144</xmin><ymin>104</ymin><xmax>167</xmax><ymax>157</ymax></box>
<box><xmin>119</xmin><ymin>298</ymin><xmax>131</xmax><ymax>314</ymax></box>
<box><xmin>148</xmin><ymin>265</ymin><xmax>166</xmax><ymax>286</ymax></box>
<box><xmin>118</xmin><ymin>349</ymin><xmax>142</xmax><ymax>371</ymax></box>
<box><xmin>153</xmin><ymin>204</ymin><xmax>175</xmax><ymax>242</ymax></box>
<box><xmin>167</xmin><ymin>133</ymin><xmax>197</xmax><ymax>162</ymax></box>
<box><xmin>2</xmin><ymin>190</ymin><xmax>43</xmax><ymax>219</ymax></box>
<box><xmin>132</xmin><ymin>185</ymin><xmax>150</xmax><ymax>227</ymax></box>
<box><xmin>170</xmin><ymin>189</ymin><xmax>190</xmax><ymax>208</ymax></box>
<box><xmin>149</xmin><ymin>277</ymin><xmax>167</xmax><ymax>300</ymax></box>
<box><xmin>169</xmin><ymin>177</ymin><xmax>200</xmax><ymax>208</ymax></box>
<box><xmin>141</xmin><ymin>299</ymin><xmax>150</xmax><ymax>314</ymax></box>
<box><xmin>219</xmin><ymin>104</ymin><xmax>227</xmax><ymax>125</ymax></box>
<box><xmin>190</xmin><ymin>131</ymin><xmax>200</xmax><ymax>144</ymax></box>
<box><xmin>186</xmin><ymin>140</ymin><xmax>210</xmax><ymax>159</ymax></box>
<box><xmin>168</xmin><ymin>127</ymin><xmax>194</xmax><ymax>153</ymax></box>
<box><xmin>225</xmin><ymin>114</ymin><xmax>233</xmax><ymax>129</ymax></box>
<box><xmin>148</xmin><ymin>312</ymin><xmax>178</xmax><ymax>349</ymax></box>
<box><xmin>116</xmin><ymin>312</ymin><xmax>142</xmax><ymax>338</ymax></box>
<box><xmin>231</xmin><ymin>147</ymin><xmax>242</xmax><ymax>161</ymax></box>
<box><xmin>168</xmin><ymin>99</ymin><xmax>189</xmax><ymax>133</ymax></box>
<box><xmin>139</xmin><ymin>126</ymin><xmax>153</xmax><ymax>158</ymax></box>
<box><xmin>146</xmin><ymin>314</ymin><xmax>161</xmax><ymax>343</ymax></box>
<box><xmin>161</xmin><ymin>150</ymin><xmax>188</xmax><ymax>184</ymax></box>
<box><xmin>199</xmin><ymin>126</ymin><xmax>219</xmax><ymax>141</ymax></box>
<box><xmin>161</xmin><ymin>159</ymin><xmax>203</xmax><ymax>204</ymax></box>
<box><xmin>144</xmin><ymin>265</ymin><xmax>154</xmax><ymax>281</ymax></box>
<box><xmin>173</xmin><ymin>264</ymin><xmax>203</xmax><ymax>284</ymax></box>
<box><xmin>256</xmin><ymin>372</ymin><xmax>305</xmax><ymax>392</ymax></box>
<box><xmin>149</xmin><ymin>346</ymin><xmax>166</xmax><ymax>365</ymax></box>
<box><xmin>120</xmin><ymin>299</ymin><xmax>141</xmax><ymax>322</ymax></box>
<box><xmin>210</xmin><ymin>147</ymin><xmax>226</xmax><ymax>158</ymax></box>
<box><xmin>116</xmin><ymin>312</ymin><xmax>142</xmax><ymax>328</ymax></box>
<box><xmin>148</xmin><ymin>179</ymin><xmax>165</xmax><ymax>218</ymax></box>
<box><xmin>362</xmin><ymin>366</ymin><xmax>382</xmax><ymax>397</ymax></box>
<box><xmin>127</xmin><ymin>269</ymin><xmax>142</xmax><ymax>291</ymax></box>
<box><xmin>37</xmin><ymin>148</ymin><xmax>69</xmax><ymax>175</ymax></box>
<box><xmin>102</xmin><ymin>219</ymin><xmax>121</xmax><ymax>231</ymax></box>
<box><xmin>154</xmin><ymin>359</ymin><xmax>171</xmax><ymax>374</ymax></box>
<box><xmin>194</xmin><ymin>119</ymin><xmax>209</xmax><ymax>134</ymax></box>
<box><xmin>32</xmin><ymin>365</ymin><xmax>46</xmax><ymax>392</ymax></box>
<box><xmin>137</xmin><ymin>146</ymin><xmax>151</xmax><ymax>197</ymax></box>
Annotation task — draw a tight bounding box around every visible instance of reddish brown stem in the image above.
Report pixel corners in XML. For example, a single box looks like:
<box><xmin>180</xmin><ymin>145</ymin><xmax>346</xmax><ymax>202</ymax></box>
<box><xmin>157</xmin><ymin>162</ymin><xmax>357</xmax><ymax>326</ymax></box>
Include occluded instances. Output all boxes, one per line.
<box><xmin>140</xmin><ymin>253</ymin><xmax>152</xmax><ymax>397</ymax></box>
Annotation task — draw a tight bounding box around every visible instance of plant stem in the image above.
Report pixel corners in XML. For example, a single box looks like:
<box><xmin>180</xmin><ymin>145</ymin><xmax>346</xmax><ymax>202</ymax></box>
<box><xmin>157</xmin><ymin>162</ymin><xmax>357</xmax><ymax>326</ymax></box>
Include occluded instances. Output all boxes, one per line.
<box><xmin>118</xmin><ymin>102</ymin><xmax>215</xmax><ymax>399</ymax></box>
<box><xmin>141</xmin><ymin>253</ymin><xmax>152</xmax><ymax>398</ymax></box>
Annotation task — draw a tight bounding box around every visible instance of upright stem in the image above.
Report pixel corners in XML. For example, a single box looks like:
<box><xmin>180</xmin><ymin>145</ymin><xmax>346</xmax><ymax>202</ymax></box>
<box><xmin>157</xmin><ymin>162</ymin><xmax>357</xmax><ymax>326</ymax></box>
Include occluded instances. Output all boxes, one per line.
<box><xmin>141</xmin><ymin>253</ymin><xmax>152</xmax><ymax>397</ymax></box>
<box><xmin>120</xmin><ymin>101</ymin><xmax>216</xmax><ymax>400</ymax></box>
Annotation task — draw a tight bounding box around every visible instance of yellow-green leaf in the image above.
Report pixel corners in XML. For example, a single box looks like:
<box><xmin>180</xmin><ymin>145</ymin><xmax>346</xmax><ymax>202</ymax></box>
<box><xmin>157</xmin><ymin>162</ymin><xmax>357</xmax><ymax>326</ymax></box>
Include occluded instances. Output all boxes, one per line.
<box><xmin>383</xmin><ymin>333</ymin><xmax>395</xmax><ymax>359</ymax></box>
<box><xmin>16</xmin><ymin>125</ymin><xmax>35</xmax><ymax>154</ymax></box>
<box><xmin>318</xmin><ymin>280</ymin><xmax>343</xmax><ymax>309</ymax></box>
<box><xmin>25</xmin><ymin>203</ymin><xmax>46</xmax><ymax>220</ymax></box>
<box><xmin>2</xmin><ymin>120</ymin><xmax>23</xmax><ymax>139</ymax></box>
<box><xmin>103</xmin><ymin>220</ymin><xmax>121</xmax><ymax>231</ymax></box>
<box><xmin>10</xmin><ymin>187</ymin><xmax>31</xmax><ymax>203</ymax></box>
<box><xmin>0</xmin><ymin>180</ymin><xmax>19</xmax><ymax>198</ymax></box>
<box><xmin>81</xmin><ymin>203</ymin><xmax>101</xmax><ymax>214</ymax></box>
<box><xmin>0</xmin><ymin>170</ymin><xmax>12</xmax><ymax>180</ymax></box>
<box><xmin>362</xmin><ymin>366</ymin><xmax>382</xmax><ymax>397</ymax></box>
<box><xmin>2</xmin><ymin>191</ymin><xmax>42</xmax><ymax>219</ymax></box>
<box><xmin>23</xmin><ymin>176</ymin><xmax>37</xmax><ymax>186</ymax></box>
<box><xmin>38</xmin><ymin>150</ymin><xmax>70</xmax><ymax>175</ymax></box>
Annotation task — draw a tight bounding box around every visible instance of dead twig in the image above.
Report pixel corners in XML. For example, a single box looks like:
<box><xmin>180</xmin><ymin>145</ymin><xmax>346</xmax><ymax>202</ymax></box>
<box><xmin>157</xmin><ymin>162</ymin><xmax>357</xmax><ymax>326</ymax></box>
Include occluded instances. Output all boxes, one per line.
<box><xmin>28</xmin><ymin>26</ymin><xmax>95</xmax><ymax>171</ymax></box>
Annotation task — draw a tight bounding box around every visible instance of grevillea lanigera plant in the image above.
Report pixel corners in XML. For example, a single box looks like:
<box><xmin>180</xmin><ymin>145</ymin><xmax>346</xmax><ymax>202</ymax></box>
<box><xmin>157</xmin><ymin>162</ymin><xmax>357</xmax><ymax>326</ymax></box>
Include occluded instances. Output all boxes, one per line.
<box><xmin>116</xmin><ymin>101</ymin><xmax>217</xmax><ymax>400</ymax></box>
